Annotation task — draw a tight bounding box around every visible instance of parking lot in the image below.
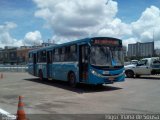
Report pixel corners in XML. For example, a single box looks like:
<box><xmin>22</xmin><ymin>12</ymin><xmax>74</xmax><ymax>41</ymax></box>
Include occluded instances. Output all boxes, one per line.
<box><xmin>0</xmin><ymin>72</ymin><xmax>160</xmax><ymax>119</ymax></box>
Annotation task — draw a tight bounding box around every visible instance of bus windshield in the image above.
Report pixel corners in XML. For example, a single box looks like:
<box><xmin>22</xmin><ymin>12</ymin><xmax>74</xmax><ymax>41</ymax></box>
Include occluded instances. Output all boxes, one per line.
<box><xmin>90</xmin><ymin>46</ymin><xmax>124</xmax><ymax>67</ymax></box>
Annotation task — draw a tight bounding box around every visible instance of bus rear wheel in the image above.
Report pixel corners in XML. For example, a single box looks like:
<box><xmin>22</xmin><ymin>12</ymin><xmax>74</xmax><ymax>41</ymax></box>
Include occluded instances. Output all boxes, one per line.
<box><xmin>68</xmin><ymin>72</ymin><xmax>77</xmax><ymax>87</ymax></box>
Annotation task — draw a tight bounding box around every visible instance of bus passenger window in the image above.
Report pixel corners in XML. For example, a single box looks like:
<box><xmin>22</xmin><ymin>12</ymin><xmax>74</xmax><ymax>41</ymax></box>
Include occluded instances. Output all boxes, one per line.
<box><xmin>84</xmin><ymin>46</ymin><xmax>88</xmax><ymax>63</ymax></box>
<box><xmin>47</xmin><ymin>51</ymin><xmax>52</xmax><ymax>63</ymax></box>
<box><xmin>37</xmin><ymin>50</ymin><xmax>46</xmax><ymax>63</ymax></box>
<box><xmin>61</xmin><ymin>47</ymin><xmax>65</xmax><ymax>62</ymax></box>
<box><xmin>37</xmin><ymin>52</ymin><xmax>40</xmax><ymax>62</ymax></box>
<box><xmin>52</xmin><ymin>49</ymin><xmax>55</xmax><ymax>62</ymax></box>
<box><xmin>64</xmin><ymin>47</ymin><xmax>70</xmax><ymax>61</ymax></box>
<box><xmin>28</xmin><ymin>53</ymin><xmax>33</xmax><ymax>63</ymax></box>
<box><xmin>58</xmin><ymin>48</ymin><xmax>62</xmax><ymax>62</ymax></box>
<box><xmin>70</xmin><ymin>45</ymin><xmax>77</xmax><ymax>61</ymax></box>
<box><xmin>54</xmin><ymin>49</ymin><xmax>60</xmax><ymax>62</ymax></box>
<box><xmin>41</xmin><ymin>50</ymin><xmax>46</xmax><ymax>62</ymax></box>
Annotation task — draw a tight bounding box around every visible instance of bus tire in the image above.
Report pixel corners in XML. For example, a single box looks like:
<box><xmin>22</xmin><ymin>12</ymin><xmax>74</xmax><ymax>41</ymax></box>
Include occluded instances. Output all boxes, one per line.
<box><xmin>68</xmin><ymin>72</ymin><xmax>77</xmax><ymax>87</ymax></box>
<box><xmin>39</xmin><ymin>70</ymin><xmax>44</xmax><ymax>80</ymax></box>
<box><xmin>125</xmin><ymin>70</ymin><xmax>134</xmax><ymax>78</ymax></box>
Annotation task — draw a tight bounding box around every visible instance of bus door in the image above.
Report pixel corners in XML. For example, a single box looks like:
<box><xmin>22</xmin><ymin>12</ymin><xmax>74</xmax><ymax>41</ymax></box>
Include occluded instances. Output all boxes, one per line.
<box><xmin>33</xmin><ymin>53</ymin><xmax>37</xmax><ymax>76</ymax></box>
<box><xmin>79</xmin><ymin>45</ymin><xmax>88</xmax><ymax>82</ymax></box>
<box><xmin>47</xmin><ymin>51</ymin><xmax>52</xmax><ymax>78</ymax></box>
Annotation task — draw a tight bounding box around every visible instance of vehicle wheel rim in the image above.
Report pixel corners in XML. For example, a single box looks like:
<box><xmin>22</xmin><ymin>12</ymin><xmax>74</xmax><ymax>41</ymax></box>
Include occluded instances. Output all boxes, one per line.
<box><xmin>127</xmin><ymin>72</ymin><xmax>133</xmax><ymax>78</ymax></box>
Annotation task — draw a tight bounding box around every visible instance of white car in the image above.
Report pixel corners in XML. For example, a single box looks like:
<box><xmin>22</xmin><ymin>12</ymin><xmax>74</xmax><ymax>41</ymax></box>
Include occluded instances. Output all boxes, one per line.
<box><xmin>125</xmin><ymin>57</ymin><xmax>160</xmax><ymax>78</ymax></box>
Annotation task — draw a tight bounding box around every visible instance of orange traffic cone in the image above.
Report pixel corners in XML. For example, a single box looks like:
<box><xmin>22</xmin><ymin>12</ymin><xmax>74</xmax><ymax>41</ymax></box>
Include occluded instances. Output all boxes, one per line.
<box><xmin>16</xmin><ymin>96</ymin><xmax>27</xmax><ymax>120</ymax></box>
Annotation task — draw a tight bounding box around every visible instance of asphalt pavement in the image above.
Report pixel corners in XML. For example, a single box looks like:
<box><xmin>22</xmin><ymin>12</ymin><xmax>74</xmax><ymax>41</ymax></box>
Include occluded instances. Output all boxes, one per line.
<box><xmin>0</xmin><ymin>72</ymin><xmax>160</xmax><ymax>120</ymax></box>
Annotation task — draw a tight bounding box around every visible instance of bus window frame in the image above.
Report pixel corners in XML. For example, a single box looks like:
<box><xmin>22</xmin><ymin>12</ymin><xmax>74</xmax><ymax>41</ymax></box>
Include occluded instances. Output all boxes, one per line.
<box><xmin>53</xmin><ymin>44</ymin><xmax>78</xmax><ymax>62</ymax></box>
<box><xmin>47</xmin><ymin>50</ymin><xmax>53</xmax><ymax>63</ymax></box>
<box><xmin>53</xmin><ymin>48</ymin><xmax>60</xmax><ymax>62</ymax></box>
<box><xmin>37</xmin><ymin>50</ymin><xmax>47</xmax><ymax>63</ymax></box>
<box><xmin>28</xmin><ymin>52</ymin><xmax>33</xmax><ymax>63</ymax></box>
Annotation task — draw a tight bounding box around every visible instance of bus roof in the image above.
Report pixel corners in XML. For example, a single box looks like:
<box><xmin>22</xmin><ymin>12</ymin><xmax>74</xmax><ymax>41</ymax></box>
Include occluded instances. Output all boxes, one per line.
<box><xmin>29</xmin><ymin>37</ymin><xmax>122</xmax><ymax>53</ymax></box>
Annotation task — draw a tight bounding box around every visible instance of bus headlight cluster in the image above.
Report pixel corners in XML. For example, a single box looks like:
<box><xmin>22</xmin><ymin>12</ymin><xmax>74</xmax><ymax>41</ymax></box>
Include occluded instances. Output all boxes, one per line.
<box><xmin>91</xmin><ymin>70</ymin><xmax>102</xmax><ymax>77</ymax></box>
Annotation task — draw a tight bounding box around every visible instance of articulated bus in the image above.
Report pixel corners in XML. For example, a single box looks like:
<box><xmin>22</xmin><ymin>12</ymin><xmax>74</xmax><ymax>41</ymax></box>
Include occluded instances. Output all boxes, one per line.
<box><xmin>28</xmin><ymin>37</ymin><xmax>125</xmax><ymax>87</ymax></box>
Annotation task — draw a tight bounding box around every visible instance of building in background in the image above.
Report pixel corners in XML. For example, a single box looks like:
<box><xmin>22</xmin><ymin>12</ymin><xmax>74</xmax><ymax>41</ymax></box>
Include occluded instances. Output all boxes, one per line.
<box><xmin>123</xmin><ymin>46</ymin><xmax>127</xmax><ymax>57</ymax></box>
<box><xmin>128</xmin><ymin>41</ymin><xmax>154</xmax><ymax>57</ymax></box>
<box><xmin>42</xmin><ymin>42</ymin><xmax>55</xmax><ymax>47</ymax></box>
<box><xmin>0</xmin><ymin>42</ymin><xmax>56</xmax><ymax>65</ymax></box>
<box><xmin>17</xmin><ymin>46</ymin><xmax>34</xmax><ymax>64</ymax></box>
<box><xmin>0</xmin><ymin>46</ymin><xmax>18</xmax><ymax>64</ymax></box>
<box><xmin>155</xmin><ymin>49</ymin><xmax>160</xmax><ymax>56</ymax></box>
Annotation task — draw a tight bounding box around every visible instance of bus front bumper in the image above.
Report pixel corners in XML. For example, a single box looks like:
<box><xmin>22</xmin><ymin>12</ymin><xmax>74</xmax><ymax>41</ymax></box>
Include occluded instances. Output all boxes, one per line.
<box><xmin>89</xmin><ymin>70</ymin><xmax>125</xmax><ymax>85</ymax></box>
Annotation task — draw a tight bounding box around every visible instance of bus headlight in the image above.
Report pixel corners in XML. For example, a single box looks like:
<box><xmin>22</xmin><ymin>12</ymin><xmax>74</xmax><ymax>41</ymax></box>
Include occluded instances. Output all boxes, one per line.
<box><xmin>91</xmin><ymin>70</ymin><xmax>102</xmax><ymax>77</ymax></box>
<box><xmin>91</xmin><ymin>70</ymin><xmax>96</xmax><ymax>74</ymax></box>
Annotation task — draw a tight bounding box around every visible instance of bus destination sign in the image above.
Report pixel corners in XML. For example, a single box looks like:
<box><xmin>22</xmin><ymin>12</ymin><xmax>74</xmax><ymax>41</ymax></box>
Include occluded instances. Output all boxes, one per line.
<box><xmin>93</xmin><ymin>39</ymin><xmax>120</xmax><ymax>45</ymax></box>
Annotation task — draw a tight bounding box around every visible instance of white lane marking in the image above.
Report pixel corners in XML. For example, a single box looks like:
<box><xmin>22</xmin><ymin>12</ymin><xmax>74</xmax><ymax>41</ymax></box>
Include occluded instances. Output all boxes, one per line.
<box><xmin>0</xmin><ymin>108</ymin><xmax>16</xmax><ymax>120</ymax></box>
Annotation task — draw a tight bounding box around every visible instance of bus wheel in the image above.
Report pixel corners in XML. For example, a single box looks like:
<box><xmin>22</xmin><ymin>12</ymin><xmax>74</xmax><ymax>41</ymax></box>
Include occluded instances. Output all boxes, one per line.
<box><xmin>125</xmin><ymin>70</ymin><xmax>134</xmax><ymax>78</ymax></box>
<box><xmin>68</xmin><ymin>72</ymin><xmax>77</xmax><ymax>87</ymax></box>
<box><xmin>39</xmin><ymin>70</ymin><xmax>43</xmax><ymax>80</ymax></box>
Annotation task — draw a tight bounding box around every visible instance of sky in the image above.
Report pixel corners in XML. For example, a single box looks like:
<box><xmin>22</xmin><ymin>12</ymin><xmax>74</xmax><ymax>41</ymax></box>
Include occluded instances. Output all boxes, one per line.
<box><xmin>0</xmin><ymin>0</ymin><xmax>160</xmax><ymax>48</ymax></box>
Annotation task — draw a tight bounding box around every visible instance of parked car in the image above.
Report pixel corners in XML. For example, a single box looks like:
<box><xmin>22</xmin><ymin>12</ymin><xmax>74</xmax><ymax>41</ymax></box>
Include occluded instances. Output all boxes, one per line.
<box><xmin>125</xmin><ymin>57</ymin><xmax>160</xmax><ymax>78</ymax></box>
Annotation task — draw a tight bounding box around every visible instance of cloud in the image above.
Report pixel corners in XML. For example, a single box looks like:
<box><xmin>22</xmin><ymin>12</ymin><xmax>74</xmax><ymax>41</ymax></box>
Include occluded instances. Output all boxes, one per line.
<box><xmin>131</xmin><ymin>6</ymin><xmax>160</xmax><ymax>43</ymax></box>
<box><xmin>23</xmin><ymin>30</ymin><xmax>43</xmax><ymax>45</ymax></box>
<box><xmin>97</xmin><ymin>18</ymin><xmax>132</xmax><ymax>38</ymax></box>
<box><xmin>0</xmin><ymin>22</ymin><xmax>42</xmax><ymax>48</ymax></box>
<box><xmin>33</xmin><ymin>0</ymin><xmax>131</xmax><ymax>42</ymax></box>
<box><xmin>0</xmin><ymin>22</ymin><xmax>23</xmax><ymax>47</ymax></box>
<box><xmin>33</xmin><ymin>0</ymin><xmax>160</xmax><ymax>48</ymax></box>
<box><xmin>0</xmin><ymin>22</ymin><xmax>17</xmax><ymax>31</ymax></box>
<box><xmin>123</xmin><ymin>37</ymin><xmax>138</xmax><ymax>48</ymax></box>
<box><xmin>120</xmin><ymin>5</ymin><xmax>160</xmax><ymax>47</ymax></box>
<box><xmin>1</xmin><ymin>1</ymin><xmax>160</xmax><ymax>50</ymax></box>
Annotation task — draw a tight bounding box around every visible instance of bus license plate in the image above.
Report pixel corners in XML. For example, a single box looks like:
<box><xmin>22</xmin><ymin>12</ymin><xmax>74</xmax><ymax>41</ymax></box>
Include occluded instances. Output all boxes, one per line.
<box><xmin>109</xmin><ymin>77</ymin><xmax>114</xmax><ymax>81</ymax></box>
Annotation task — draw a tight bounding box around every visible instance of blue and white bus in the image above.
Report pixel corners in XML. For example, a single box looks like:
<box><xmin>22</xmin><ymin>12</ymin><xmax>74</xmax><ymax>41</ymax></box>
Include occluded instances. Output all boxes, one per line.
<box><xmin>28</xmin><ymin>37</ymin><xmax>125</xmax><ymax>87</ymax></box>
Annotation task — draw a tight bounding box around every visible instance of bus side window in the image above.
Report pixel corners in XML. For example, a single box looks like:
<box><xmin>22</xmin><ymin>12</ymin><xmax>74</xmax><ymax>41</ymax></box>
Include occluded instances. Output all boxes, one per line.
<box><xmin>82</xmin><ymin>45</ymin><xmax>88</xmax><ymax>63</ymax></box>
<box><xmin>48</xmin><ymin>51</ymin><xmax>52</xmax><ymax>63</ymax></box>
<box><xmin>37</xmin><ymin>52</ymin><xmax>40</xmax><ymax>62</ymax></box>
<box><xmin>59</xmin><ymin>48</ymin><xmax>62</xmax><ymax>62</ymax></box>
<box><xmin>65</xmin><ymin>46</ymin><xmax>70</xmax><ymax>61</ymax></box>
<box><xmin>54</xmin><ymin>49</ymin><xmax>59</xmax><ymax>62</ymax></box>
<box><xmin>37</xmin><ymin>50</ymin><xmax>46</xmax><ymax>63</ymax></box>
<box><xmin>61</xmin><ymin>47</ymin><xmax>65</xmax><ymax>62</ymax></box>
<box><xmin>28</xmin><ymin>53</ymin><xmax>33</xmax><ymax>63</ymax></box>
<box><xmin>42</xmin><ymin>50</ymin><xmax>46</xmax><ymax>62</ymax></box>
<box><xmin>52</xmin><ymin>49</ymin><xmax>55</xmax><ymax>62</ymax></box>
<box><xmin>85</xmin><ymin>46</ymin><xmax>88</xmax><ymax>63</ymax></box>
<box><xmin>70</xmin><ymin>45</ymin><xmax>77</xmax><ymax>61</ymax></box>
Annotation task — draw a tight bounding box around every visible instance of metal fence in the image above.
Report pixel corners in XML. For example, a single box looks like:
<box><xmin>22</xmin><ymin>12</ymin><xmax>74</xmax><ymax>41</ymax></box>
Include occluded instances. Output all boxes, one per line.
<box><xmin>0</xmin><ymin>65</ymin><xmax>28</xmax><ymax>72</ymax></box>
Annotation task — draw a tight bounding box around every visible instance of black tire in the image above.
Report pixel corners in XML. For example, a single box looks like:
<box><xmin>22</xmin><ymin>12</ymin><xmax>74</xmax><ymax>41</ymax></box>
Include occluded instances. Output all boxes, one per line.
<box><xmin>68</xmin><ymin>72</ymin><xmax>77</xmax><ymax>87</ymax></box>
<box><xmin>39</xmin><ymin>70</ymin><xmax>43</xmax><ymax>80</ymax></box>
<box><xmin>125</xmin><ymin>70</ymin><xmax>134</xmax><ymax>78</ymax></box>
<box><xmin>135</xmin><ymin>74</ymin><xmax>140</xmax><ymax>78</ymax></box>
